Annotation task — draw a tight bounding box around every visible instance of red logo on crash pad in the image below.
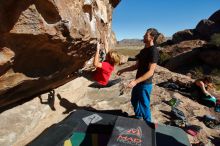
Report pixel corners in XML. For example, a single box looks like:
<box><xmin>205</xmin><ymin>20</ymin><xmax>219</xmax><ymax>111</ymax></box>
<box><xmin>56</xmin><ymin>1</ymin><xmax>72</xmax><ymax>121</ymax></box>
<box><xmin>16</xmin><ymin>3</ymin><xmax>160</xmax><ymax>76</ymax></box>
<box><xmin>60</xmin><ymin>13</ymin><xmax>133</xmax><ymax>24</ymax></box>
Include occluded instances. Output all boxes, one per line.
<box><xmin>117</xmin><ymin>127</ymin><xmax>142</xmax><ymax>145</ymax></box>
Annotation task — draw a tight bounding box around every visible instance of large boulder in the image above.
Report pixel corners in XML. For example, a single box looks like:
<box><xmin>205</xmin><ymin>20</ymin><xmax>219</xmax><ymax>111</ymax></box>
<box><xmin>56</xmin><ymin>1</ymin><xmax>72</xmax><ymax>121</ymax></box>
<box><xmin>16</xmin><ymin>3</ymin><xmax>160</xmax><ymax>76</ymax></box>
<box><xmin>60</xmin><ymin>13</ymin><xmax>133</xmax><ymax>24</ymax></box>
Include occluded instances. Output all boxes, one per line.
<box><xmin>199</xmin><ymin>45</ymin><xmax>220</xmax><ymax>68</ymax></box>
<box><xmin>170</xmin><ymin>9</ymin><xmax>220</xmax><ymax>43</ymax></box>
<box><xmin>195</xmin><ymin>19</ymin><xmax>220</xmax><ymax>40</ymax></box>
<box><xmin>109</xmin><ymin>31</ymin><xmax>117</xmax><ymax>49</ymax></box>
<box><xmin>162</xmin><ymin>10</ymin><xmax>220</xmax><ymax>71</ymax></box>
<box><xmin>172</xmin><ymin>29</ymin><xmax>196</xmax><ymax>43</ymax></box>
<box><xmin>163</xmin><ymin>44</ymin><xmax>220</xmax><ymax>71</ymax></box>
<box><xmin>160</xmin><ymin>40</ymin><xmax>206</xmax><ymax>57</ymax></box>
<box><xmin>209</xmin><ymin>9</ymin><xmax>220</xmax><ymax>24</ymax></box>
<box><xmin>155</xmin><ymin>33</ymin><xmax>166</xmax><ymax>45</ymax></box>
<box><xmin>0</xmin><ymin>0</ymin><xmax>120</xmax><ymax>107</ymax></box>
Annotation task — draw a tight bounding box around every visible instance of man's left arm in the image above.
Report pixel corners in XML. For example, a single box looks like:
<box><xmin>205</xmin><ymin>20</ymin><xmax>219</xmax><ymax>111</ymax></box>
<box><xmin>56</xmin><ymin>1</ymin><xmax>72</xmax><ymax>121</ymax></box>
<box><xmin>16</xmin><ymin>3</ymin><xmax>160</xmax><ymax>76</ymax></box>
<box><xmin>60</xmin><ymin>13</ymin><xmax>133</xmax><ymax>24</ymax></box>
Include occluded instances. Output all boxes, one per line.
<box><xmin>128</xmin><ymin>63</ymin><xmax>157</xmax><ymax>88</ymax></box>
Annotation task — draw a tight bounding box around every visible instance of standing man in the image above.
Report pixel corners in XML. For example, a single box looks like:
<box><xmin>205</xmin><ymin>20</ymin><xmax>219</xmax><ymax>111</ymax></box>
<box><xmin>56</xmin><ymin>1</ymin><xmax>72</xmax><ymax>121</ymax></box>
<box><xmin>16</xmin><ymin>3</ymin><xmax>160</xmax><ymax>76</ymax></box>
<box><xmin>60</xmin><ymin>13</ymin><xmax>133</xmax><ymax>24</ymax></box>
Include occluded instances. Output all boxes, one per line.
<box><xmin>117</xmin><ymin>28</ymin><xmax>160</xmax><ymax>122</ymax></box>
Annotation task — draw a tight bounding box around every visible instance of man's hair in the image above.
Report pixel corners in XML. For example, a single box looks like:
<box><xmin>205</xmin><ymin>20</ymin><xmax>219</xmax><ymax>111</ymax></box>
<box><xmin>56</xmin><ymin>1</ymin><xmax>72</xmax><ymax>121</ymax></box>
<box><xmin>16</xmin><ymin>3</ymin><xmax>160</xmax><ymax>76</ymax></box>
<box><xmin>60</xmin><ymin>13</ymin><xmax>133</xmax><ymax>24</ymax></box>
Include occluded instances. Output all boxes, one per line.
<box><xmin>146</xmin><ymin>28</ymin><xmax>159</xmax><ymax>38</ymax></box>
<box><xmin>106</xmin><ymin>50</ymin><xmax>120</xmax><ymax>65</ymax></box>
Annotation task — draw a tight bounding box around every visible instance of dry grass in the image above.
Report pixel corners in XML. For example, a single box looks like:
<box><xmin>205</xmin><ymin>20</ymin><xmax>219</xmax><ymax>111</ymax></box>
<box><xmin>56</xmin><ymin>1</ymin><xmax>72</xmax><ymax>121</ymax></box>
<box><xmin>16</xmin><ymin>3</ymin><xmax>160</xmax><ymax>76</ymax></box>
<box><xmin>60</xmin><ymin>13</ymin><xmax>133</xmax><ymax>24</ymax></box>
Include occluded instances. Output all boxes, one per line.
<box><xmin>115</xmin><ymin>45</ymin><xmax>143</xmax><ymax>56</ymax></box>
<box><xmin>159</xmin><ymin>51</ymin><xmax>172</xmax><ymax>64</ymax></box>
<box><xmin>211</xmin><ymin>69</ymin><xmax>220</xmax><ymax>91</ymax></box>
<box><xmin>211</xmin><ymin>33</ymin><xmax>220</xmax><ymax>47</ymax></box>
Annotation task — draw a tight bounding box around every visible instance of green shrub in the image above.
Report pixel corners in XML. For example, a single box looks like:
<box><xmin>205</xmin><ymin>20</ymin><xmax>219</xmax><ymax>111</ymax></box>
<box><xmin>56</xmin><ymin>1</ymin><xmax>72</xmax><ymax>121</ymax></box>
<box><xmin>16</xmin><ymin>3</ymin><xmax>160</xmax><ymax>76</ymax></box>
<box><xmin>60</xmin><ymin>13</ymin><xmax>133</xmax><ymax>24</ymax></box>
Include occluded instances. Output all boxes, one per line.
<box><xmin>216</xmin><ymin>85</ymin><xmax>220</xmax><ymax>92</ymax></box>
<box><xmin>115</xmin><ymin>45</ymin><xmax>143</xmax><ymax>56</ymax></box>
<box><xmin>210</xmin><ymin>33</ymin><xmax>220</xmax><ymax>47</ymax></box>
<box><xmin>213</xmin><ymin>79</ymin><xmax>220</xmax><ymax>92</ymax></box>
<box><xmin>191</xmin><ymin>67</ymin><xmax>204</xmax><ymax>79</ymax></box>
<box><xmin>211</xmin><ymin>69</ymin><xmax>220</xmax><ymax>91</ymax></box>
<box><xmin>159</xmin><ymin>52</ymin><xmax>172</xmax><ymax>64</ymax></box>
<box><xmin>211</xmin><ymin>68</ymin><xmax>220</xmax><ymax>76</ymax></box>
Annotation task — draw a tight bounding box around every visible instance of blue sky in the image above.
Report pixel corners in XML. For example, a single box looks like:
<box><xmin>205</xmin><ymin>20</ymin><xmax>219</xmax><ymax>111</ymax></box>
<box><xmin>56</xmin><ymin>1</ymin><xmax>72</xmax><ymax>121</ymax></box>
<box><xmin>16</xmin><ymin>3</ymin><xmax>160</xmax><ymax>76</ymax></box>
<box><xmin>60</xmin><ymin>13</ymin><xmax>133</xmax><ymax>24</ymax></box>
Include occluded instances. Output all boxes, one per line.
<box><xmin>112</xmin><ymin>0</ymin><xmax>220</xmax><ymax>40</ymax></box>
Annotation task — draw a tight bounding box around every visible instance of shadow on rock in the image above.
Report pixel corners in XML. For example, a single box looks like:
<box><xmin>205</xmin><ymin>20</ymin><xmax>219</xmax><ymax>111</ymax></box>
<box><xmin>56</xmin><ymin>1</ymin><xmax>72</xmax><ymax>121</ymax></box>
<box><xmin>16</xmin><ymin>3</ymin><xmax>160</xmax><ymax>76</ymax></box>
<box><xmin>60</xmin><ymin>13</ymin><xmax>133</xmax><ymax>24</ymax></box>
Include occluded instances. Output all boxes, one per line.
<box><xmin>209</xmin><ymin>136</ymin><xmax>220</xmax><ymax>146</ymax></box>
<box><xmin>57</xmin><ymin>93</ymin><xmax>94</xmax><ymax>114</ymax></box>
<box><xmin>38</xmin><ymin>90</ymin><xmax>56</xmax><ymax>111</ymax></box>
<box><xmin>160</xmin><ymin>110</ymin><xmax>175</xmax><ymax>120</ymax></box>
<box><xmin>88</xmin><ymin>78</ymin><xmax>122</xmax><ymax>88</ymax></box>
<box><xmin>57</xmin><ymin>93</ymin><xmax>129</xmax><ymax>116</ymax></box>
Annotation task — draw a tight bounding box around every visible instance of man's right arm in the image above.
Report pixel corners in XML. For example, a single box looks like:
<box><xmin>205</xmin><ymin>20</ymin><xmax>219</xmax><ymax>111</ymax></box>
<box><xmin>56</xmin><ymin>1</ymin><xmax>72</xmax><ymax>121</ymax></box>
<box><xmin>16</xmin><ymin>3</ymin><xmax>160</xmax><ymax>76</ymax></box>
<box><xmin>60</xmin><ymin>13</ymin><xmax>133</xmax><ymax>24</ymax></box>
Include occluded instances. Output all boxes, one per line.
<box><xmin>117</xmin><ymin>61</ymin><xmax>138</xmax><ymax>75</ymax></box>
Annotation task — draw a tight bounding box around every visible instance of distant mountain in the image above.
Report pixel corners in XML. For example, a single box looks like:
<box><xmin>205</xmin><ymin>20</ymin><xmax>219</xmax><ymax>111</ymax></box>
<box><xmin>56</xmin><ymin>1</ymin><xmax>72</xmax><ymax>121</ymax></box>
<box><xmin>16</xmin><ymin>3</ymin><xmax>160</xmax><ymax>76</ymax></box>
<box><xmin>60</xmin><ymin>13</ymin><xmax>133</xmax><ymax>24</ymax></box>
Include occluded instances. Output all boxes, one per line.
<box><xmin>117</xmin><ymin>37</ymin><xmax>172</xmax><ymax>46</ymax></box>
<box><xmin>116</xmin><ymin>39</ymin><xmax>144</xmax><ymax>46</ymax></box>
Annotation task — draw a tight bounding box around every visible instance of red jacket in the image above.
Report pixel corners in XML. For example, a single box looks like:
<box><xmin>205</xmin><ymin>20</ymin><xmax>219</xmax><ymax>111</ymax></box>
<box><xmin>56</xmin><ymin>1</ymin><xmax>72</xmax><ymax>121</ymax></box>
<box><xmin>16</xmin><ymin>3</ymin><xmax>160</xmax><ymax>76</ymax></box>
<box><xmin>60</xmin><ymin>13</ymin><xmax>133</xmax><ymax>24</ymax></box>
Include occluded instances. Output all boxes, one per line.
<box><xmin>93</xmin><ymin>62</ymin><xmax>114</xmax><ymax>85</ymax></box>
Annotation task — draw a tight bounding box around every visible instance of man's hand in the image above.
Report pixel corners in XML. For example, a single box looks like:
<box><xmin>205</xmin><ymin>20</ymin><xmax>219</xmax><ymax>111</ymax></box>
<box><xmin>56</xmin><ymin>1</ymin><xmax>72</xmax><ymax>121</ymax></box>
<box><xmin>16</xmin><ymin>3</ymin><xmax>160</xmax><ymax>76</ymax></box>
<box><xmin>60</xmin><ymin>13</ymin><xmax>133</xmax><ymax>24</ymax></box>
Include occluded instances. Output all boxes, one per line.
<box><xmin>117</xmin><ymin>70</ymin><xmax>124</xmax><ymax>76</ymax></box>
<box><xmin>128</xmin><ymin>80</ymin><xmax>137</xmax><ymax>88</ymax></box>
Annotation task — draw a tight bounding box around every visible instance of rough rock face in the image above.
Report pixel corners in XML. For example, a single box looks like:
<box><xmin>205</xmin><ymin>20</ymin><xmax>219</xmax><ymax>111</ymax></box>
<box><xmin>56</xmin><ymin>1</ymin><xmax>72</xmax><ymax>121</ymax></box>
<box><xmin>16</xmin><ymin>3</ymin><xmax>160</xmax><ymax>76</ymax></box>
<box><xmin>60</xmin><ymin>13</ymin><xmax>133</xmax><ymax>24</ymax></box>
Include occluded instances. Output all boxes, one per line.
<box><xmin>0</xmin><ymin>0</ymin><xmax>120</xmax><ymax>107</ymax></box>
<box><xmin>162</xmin><ymin>41</ymin><xmax>220</xmax><ymax>71</ymax></box>
<box><xmin>209</xmin><ymin>9</ymin><xmax>220</xmax><ymax>24</ymax></box>
<box><xmin>109</xmin><ymin>30</ymin><xmax>117</xmax><ymax>49</ymax></box>
<box><xmin>172</xmin><ymin>29</ymin><xmax>196</xmax><ymax>43</ymax></box>
<box><xmin>163</xmin><ymin>44</ymin><xmax>220</xmax><ymax>72</ymax></box>
<box><xmin>155</xmin><ymin>33</ymin><xmax>166</xmax><ymax>45</ymax></box>
<box><xmin>195</xmin><ymin>19</ymin><xmax>220</xmax><ymax>40</ymax></box>
<box><xmin>161</xmin><ymin>40</ymin><xmax>206</xmax><ymax>57</ymax></box>
<box><xmin>198</xmin><ymin>45</ymin><xmax>220</xmax><ymax>68</ymax></box>
<box><xmin>159</xmin><ymin>40</ymin><xmax>206</xmax><ymax>68</ymax></box>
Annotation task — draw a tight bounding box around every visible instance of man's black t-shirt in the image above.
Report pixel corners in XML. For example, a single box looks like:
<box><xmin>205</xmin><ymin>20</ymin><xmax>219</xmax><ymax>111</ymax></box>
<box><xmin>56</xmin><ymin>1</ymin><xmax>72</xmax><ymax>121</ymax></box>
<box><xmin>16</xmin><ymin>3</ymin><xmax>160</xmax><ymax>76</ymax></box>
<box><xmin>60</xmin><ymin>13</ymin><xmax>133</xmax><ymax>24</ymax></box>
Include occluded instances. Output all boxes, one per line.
<box><xmin>135</xmin><ymin>46</ymin><xmax>159</xmax><ymax>84</ymax></box>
